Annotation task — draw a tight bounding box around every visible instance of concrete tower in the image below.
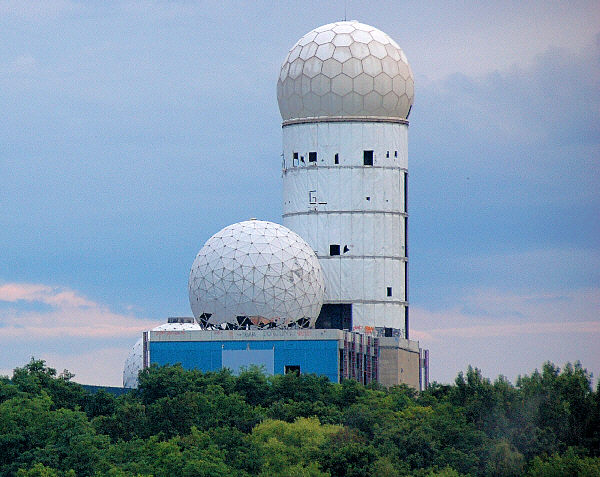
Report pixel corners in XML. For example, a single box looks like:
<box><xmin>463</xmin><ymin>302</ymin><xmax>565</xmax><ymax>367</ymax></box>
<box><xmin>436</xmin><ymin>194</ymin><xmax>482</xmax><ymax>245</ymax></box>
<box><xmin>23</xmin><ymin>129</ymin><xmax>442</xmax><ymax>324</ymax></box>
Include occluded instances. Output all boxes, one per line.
<box><xmin>277</xmin><ymin>21</ymin><xmax>414</xmax><ymax>338</ymax></box>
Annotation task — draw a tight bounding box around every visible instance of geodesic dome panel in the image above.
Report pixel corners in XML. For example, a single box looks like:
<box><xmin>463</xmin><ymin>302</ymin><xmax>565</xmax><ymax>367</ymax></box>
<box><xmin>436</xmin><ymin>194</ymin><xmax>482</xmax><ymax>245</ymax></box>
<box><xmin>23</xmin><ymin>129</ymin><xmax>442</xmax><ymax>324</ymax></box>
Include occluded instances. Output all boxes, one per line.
<box><xmin>122</xmin><ymin>321</ymin><xmax>202</xmax><ymax>388</ymax></box>
<box><xmin>277</xmin><ymin>20</ymin><xmax>414</xmax><ymax>121</ymax></box>
<box><xmin>123</xmin><ymin>338</ymin><xmax>142</xmax><ymax>389</ymax></box>
<box><xmin>188</xmin><ymin>220</ymin><xmax>325</xmax><ymax>328</ymax></box>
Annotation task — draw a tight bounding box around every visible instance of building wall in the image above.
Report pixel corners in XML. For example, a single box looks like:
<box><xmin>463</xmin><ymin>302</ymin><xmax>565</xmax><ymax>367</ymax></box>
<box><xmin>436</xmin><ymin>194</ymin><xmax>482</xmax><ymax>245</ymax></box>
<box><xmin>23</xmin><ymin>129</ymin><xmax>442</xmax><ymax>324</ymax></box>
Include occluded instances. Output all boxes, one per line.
<box><xmin>149</xmin><ymin>339</ymin><xmax>339</xmax><ymax>383</ymax></box>
<box><xmin>282</xmin><ymin>120</ymin><xmax>408</xmax><ymax>334</ymax></box>
<box><xmin>378</xmin><ymin>338</ymin><xmax>421</xmax><ymax>389</ymax></box>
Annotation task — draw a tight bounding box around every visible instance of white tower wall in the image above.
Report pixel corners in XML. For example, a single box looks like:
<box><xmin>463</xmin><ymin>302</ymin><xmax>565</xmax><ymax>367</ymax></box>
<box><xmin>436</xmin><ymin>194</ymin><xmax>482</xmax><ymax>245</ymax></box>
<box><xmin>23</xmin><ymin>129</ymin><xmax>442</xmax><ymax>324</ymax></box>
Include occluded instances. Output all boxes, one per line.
<box><xmin>282</xmin><ymin>120</ymin><xmax>408</xmax><ymax>334</ymax></box>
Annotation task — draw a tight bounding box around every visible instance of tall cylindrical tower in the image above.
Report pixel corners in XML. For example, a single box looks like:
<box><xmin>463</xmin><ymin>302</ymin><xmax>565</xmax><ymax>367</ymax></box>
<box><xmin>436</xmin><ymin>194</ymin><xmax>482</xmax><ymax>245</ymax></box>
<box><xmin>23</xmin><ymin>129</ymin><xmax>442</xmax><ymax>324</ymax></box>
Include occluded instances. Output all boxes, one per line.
<box><xmin>277</xmin><ymin>21</ymin><xmax>414</xmax><ymax>337</ymax></box>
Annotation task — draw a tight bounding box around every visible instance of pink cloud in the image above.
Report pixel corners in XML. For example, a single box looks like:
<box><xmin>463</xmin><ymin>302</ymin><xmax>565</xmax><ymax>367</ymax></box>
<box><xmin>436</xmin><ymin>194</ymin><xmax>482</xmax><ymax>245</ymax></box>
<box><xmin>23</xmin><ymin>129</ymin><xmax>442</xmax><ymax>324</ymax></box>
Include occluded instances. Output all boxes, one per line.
<box><xmin>0</xmin><ymin>282</ymin><xmax>159</xmax><ymax>340</ymax></box>
<box><xmin>411</xmin><ymin>287</ymin><xmax>600</xmax><ymax>342</ymax></box>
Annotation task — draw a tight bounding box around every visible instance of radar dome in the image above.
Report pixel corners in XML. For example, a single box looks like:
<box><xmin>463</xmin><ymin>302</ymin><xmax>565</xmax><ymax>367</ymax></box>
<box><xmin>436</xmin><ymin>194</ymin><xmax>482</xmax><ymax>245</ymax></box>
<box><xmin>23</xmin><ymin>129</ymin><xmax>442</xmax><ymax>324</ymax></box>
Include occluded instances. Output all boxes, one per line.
<box><xmin>122</xmin><ymin>320</ymin><xmax>202</xmax><ymax>388</ymax></box>
<box><xmin>277</xmin><ymin>20</ymin><xmax>414</xmax><ymax>121</ymax></box>
<box><xmin>188</xmin><ymin>220</ymin><xmax>324</xmax><ymax>328</ymax></box>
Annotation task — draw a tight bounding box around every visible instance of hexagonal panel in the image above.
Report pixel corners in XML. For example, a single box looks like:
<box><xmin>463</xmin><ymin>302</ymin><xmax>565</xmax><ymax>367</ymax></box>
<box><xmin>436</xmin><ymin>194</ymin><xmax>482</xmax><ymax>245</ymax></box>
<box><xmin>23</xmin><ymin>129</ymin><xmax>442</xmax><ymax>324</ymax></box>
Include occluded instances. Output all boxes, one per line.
<box><xmin>353</xmin><ymin>72</ymin><xmax>374</xmax><ymax>95</ymax></box>
<box><xmin>279</xmin><ymin>62</ymin><xmax>290</xmax><ymax>82</ymax></box>
<box><xmin>398</xmin><ymin>61</ymin><xmax>409</xmax><ymax>79</ymax></box>
<box><xmin>370</xmin><ymin>29</ymin><xmax>390</xmax><ymax>44</ymax></box>
<box><xmin>342</xmin><ymin>91</ymin><xmax>363</xmax><ymax>114</ymax></box>
<box><xmin>362</xmin><ymin>55</ymin><xmax>383</xmax><ymax>76</ymax></box>
<box><xmin>303</xmin><ymin>91</ymin><xmax>321</xmax><ymax>114</ymax></box>
<box><xmin>332</xmin><ymin>33</ymin><xmax>352</xmax><ymax>47</ymax></box>
<box><xmin>314</xmin><ymin>30</ymin><xmax>335</xmax><ymax>45</ymax></box>
<box><xmin>364</xmin><ymin>90</ymin><xmax>383</xmax><ymax>111</ymax></box>
<box><xmin>316</xmin><ymin>42</ymin><xmax>335</xmax><ymax>61</ymax></box>
<box><xmin>342</xmin><ymin>57</ymin><xmax>362</xmax><ymax>78</ymax></box>
<box><xmin>303</xmin><ymin>56</ymin><xmax>323</xmax><ymax>78</ymax></box>
<box><xmin>300</xmin><ymin>42</ymin><xmax>318</xmax><ymax>60</ymax></box>
<box><xmin>350</xmin><ymin>41</ymin><xmax>370</xmax><ymax>59</ymax></box>
<box><xmin>331</xmin><ymin>73</ymin><xmax>353</xmax><ymax>96</ymax></box>
<box><xmin>322</xmin><ymin>58</ymin><xmax>343</xmax><ymax>78</ymax></box>
<box><xmin>382</xmin><ymin>91</ymin><xmax>399</xmax><ymax>111</ymax></box>
<box><xmin>381</xmin><ymin>57</ymin><xmax>399</xmax><ymax>77</ymax></box>
<box><xmin>289</xmin><ymin>58</ymin><xmax>304</xmax><ymax>79</ymax></box>
<box><xmin>384</xmin><ymin>43</ymin><xmax>401</xmax><ymax>61</ymax></box>
<box><xmin>333</xmin><ymin>23</ymin><xmax>354</xmax><ymax>34</ymax></box>
<box><xmin>288</xmin><ymin>44</ymin><xmax>302</xmax><ymax>62</ymax></box>
<box><xmin>311</xmin><ymin>74</ymin><xmax>331</xmax><ymax>96</ymax></box>
<box><xmin>298</xmin><ymin>30</ymin><xmax>318</xmax><ymax>46</ymax></box>
<box><xmin>332</xmin><ymin>46</ymin><xmax>352</xmax><ymax>62</ymax></box>
<box><xmin>406</xmin><ymin>77</ymin><xmax>414</xmax><ymax>98</ymax></box>
<box><xmin>300</xmin><ymin>75</ymin><xmax>311</xmax><ymax>95</ymax></box>
<box><xmin>351</xmin><ymin>29</ymin><xmax>372</xmax><ymax>43</ymax></box>
<box><xmin>374</xmin><ymin>72</ymin><xmax>393</xmax><ymax>95</ymax></box>
<box><xmin>392</xmin><ymin>75</ymin><xmax>407</xmax><ymax>95</ymax></box>
<box><xmin>283</xmin><ymin>78</ymin><xmax>295</xmax><ymax>98</ymax></box>
<box><xmin>368</xmin><ymin>40</ymin><xmax>387</xmax><ymax>59</ymax></box>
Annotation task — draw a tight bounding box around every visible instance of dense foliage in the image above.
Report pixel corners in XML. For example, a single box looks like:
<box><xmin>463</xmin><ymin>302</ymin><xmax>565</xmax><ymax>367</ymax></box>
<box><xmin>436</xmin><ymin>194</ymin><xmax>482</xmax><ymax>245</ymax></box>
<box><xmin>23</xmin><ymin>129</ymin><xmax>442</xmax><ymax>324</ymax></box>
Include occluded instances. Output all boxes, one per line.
<box><xmin>1</xmin><ymin>359</ymin><xmax>598</xmax><ymax>476</ymax></box>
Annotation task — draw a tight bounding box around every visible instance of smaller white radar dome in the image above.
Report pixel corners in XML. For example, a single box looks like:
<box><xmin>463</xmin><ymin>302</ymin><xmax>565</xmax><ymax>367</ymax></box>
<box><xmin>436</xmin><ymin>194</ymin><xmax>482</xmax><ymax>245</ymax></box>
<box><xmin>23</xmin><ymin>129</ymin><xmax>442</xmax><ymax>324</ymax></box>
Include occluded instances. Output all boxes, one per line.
<box><xmin>277</xmin><ymin>20</ymin><xmax>414</xmax><ymax>121</ymax></box>
<box><xmin>188</xmin><ymin>220</ymin><xmax>325</xmax><ymax>328</ymax></box>
<box><xmin>122</xmin><ymin>320</ymin><xmax>202</xmax><ymax>388</ymax></box>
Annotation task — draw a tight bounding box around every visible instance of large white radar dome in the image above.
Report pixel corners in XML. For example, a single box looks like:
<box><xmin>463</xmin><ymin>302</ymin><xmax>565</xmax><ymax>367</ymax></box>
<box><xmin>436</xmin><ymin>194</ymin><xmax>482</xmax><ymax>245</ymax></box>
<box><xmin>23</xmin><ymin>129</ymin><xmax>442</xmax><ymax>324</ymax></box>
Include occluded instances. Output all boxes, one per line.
<box><xmin>122</xmin><ymin>319</ymin><xmax>202</xmax><ymax>388</ymax></box>
<box><xmin>188</xmin><ymin>220</ymin><xmax>325</xmax><ymax>328</ymax></box>
<box><xmin>277</xmin><ymin>21</ymin><xmax>414</xmax><ymax>121</ymax></box>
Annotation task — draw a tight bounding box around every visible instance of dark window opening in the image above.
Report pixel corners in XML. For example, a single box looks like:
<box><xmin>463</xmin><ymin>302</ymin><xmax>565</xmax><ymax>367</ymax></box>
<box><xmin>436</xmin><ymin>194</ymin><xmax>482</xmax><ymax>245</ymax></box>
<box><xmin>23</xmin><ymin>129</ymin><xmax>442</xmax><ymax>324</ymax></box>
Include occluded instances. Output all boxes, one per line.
<box><xmin>387</xmin><ymin>287</ymin><xmax>393</xmax><ymax>297</ymax></box>
<box><xmin>308</xmin><ymin>151</ymin><xmax>317</xmax><ymax>162</ymax></box>
<box><xmin>366</xmin><ymin>196</ymin><xmax>370</xmax><ymax>201</ymax></box>
<box><xmin>403</xmin><ymin>171</ymin><xmax>408</xmax><ymax>213</ymax></box>
<box><xmin>384</xmin><ymin>327</ymin><xmax>393</xmax><ymax>337</ymax></box>
<box><xmin>293</xmin><ymin>152</ymin><xmax>298</xmax><ymax>160</ymax></box>
<box><xmin>404</xmin><ymin>263</ymin><xmax>408</xmax><ymax>301</ymax></box>
<box><xmin>285</xmin><ymin>365</ymin><xmax>300</xmax><ymax>375</ymax></box>
<box><xmin>329</xmin><ymin>244</ymin><xmax>340</xmax><ymax>256</ymax></box>
<box><xmin>363</xmin><ymin>150</ymin><xmax>374</xmax><ymax>166</ymax></box>
<box><xmin>386</xmin><ymin>151</ymin><xmax>389</xmax><ymax>158</ymax></box>
<box><xmin>293</xmin><ymin>152</ymin><xmax>299</xmax><ymax>167</ymax></box>
<box><xmin>343</xmin><ymin>245</ymin><xmax>349</xmax><ymax>253</ymax></box>
<box><xmin>315</xmin><ymin>303</ymin><xmax>352</xmax><ymax>330</ymax></box>
<box><xmin>300</xmin><ymin>155</ymin><xmax>305</xmax><ymax>164</ymax></box>
<box><xmin>404</xmin><ymin>216</ymin><xmax>408</xmax><ymax>257</ymax></box>
<box><xmin>394</xmin><ymin>150</ymin><xmax>398</xmax><ymax>157</ymax></box>
<box><xmin>168</xmin><ymin>317</ymin><xmax>194</xmax><ymax>324</ymax></box>
<box><xmin>334</xmin><ymin>153</ymin><xmax>339</xmax><ymax>164</ymax></box>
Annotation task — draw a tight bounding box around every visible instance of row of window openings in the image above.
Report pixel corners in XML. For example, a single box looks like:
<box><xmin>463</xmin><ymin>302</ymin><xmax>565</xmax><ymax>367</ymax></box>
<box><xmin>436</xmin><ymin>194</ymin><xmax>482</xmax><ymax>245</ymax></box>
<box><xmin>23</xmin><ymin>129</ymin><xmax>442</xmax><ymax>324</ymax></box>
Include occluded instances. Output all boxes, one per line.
<box><xmin>292</xmin><ymin>150</ymin><xmax>398</xmax><ymax>167</ymax></box>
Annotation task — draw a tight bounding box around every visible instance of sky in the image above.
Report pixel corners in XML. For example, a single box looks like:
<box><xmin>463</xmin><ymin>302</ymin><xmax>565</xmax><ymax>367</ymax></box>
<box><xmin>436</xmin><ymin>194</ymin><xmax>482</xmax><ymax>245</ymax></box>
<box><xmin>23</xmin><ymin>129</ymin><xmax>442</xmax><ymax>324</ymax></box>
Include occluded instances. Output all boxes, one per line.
<box><xmin>0</xmin><ymin>1</ymin><xmax>598</xmax><ymax>387</ymax></box>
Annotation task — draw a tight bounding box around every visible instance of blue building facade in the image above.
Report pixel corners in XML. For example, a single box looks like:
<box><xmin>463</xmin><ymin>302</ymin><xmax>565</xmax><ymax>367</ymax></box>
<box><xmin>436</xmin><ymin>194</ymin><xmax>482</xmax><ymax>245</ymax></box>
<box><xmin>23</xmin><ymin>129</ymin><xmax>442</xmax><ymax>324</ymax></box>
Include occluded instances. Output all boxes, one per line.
<box><xmin>143</xmin><ymin>328</ymin><xmax>381</xmax><ymax>385</ymax></box>
<box><xmin>150</xmin><ymin>338</ymin><xmax>340</xmax><ymax>382</ymax></box>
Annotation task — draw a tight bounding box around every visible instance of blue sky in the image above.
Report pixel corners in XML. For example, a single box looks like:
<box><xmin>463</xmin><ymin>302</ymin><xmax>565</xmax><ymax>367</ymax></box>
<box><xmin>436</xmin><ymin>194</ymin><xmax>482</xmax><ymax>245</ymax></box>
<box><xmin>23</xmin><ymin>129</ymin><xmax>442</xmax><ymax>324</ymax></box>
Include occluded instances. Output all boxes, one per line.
<box><xmin>1</xmin><ymin>1</ymin><xmax>598</xmax><ymax>386</ymax></box>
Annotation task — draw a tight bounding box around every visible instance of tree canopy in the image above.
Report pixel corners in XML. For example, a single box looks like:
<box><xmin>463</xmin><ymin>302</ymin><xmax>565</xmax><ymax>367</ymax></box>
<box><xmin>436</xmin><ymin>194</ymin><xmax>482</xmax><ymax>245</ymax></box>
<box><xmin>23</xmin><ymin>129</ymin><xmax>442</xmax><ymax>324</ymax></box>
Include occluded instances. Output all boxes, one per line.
<box><xmin>0</xmin><ymin>358</ymin><xmax>598</xmax><ymax>476</ymax></box>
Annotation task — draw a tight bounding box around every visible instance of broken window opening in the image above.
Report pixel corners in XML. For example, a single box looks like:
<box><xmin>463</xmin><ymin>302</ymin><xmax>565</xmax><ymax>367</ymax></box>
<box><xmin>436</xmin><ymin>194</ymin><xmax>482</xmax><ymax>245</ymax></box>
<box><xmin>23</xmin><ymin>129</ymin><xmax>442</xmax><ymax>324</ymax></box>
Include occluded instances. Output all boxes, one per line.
<box><xmin>363</xmin><ymin>150</ymin><xmax>374</xmax><ymax>166</ymax></box>
<box><xmin>387</xmin><ymin>287</ymin><xmax>393</xmax><ymax>297</ymax></box>
<box><xmin>334</xmin><ymin>153</ymin><xmax>339</xmax><ymax>164</ymax></box>
<box><xmin>293</xmin><ymin>152</ymin><xmax>299</xmax><ymax>167</ymax></box>
<box><xmin>329</xmin><ymin>244</ymin><xmax>340</xmax><ymax>256</ymax></box>
<box><xmin>394</xmin><ymin>150</ymin><xmax>398</xmax><ymax>157</ymax></box>
<box><xmin>308</xmin><ymin>151</ymin><xmax>317</xmax><ymax>163</ymax></box>
<box><xmin>285</xmin><ymin>365</ymin><xmax>301</xmax><ymax>375</ymax></box>
<box><xmin>386</xmin><ymin>151</ymin><xmax>390</xmax><ymax>158</ymax></box>
<box><xmin>343</xmin><ymin>245</ymin><xmax>349</xmax><ymax>253</ymax></box>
